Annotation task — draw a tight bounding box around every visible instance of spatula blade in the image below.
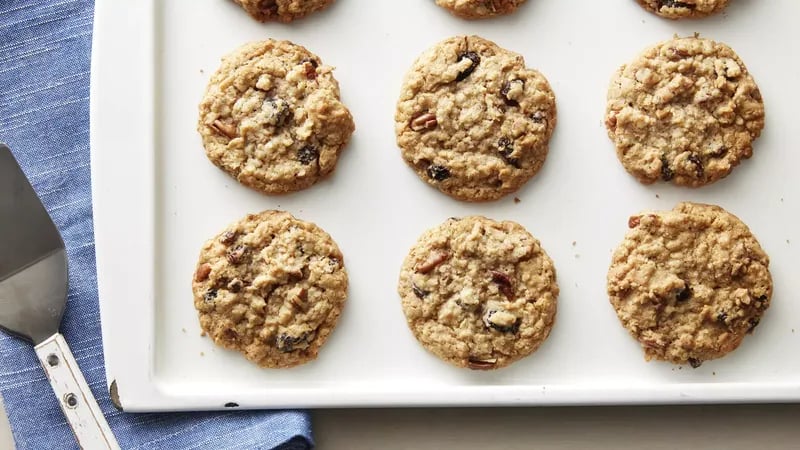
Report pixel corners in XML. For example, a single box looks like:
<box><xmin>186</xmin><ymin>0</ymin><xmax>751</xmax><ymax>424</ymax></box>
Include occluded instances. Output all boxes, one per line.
<box><xmin>0</xmin><ymin>144</ymin><xmax>68</xmax><ymax>344</ymax></box>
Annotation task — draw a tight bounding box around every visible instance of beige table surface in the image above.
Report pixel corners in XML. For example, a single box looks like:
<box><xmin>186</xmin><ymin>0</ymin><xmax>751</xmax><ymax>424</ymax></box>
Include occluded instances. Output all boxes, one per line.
<box><xmin>2</xmin><ymin>395</ymin><xmax>800</xmax><ymax>449</ymax></box>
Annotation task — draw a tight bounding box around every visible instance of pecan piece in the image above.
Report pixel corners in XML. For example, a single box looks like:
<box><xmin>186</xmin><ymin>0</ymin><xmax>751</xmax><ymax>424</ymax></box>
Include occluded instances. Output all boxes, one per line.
<box><xmin>195</xmin><ymin>263</ymin><xmax>212</xmax><ymax>282</ymax></box>
<box><xmin>415</xmin><ymin>250</ymin><xmax>450</xmax><ymax>274</ymax></box>
<box><xmin>641</xmin><ymin>338</ymin><xmax>664</xmax><ymax>350</ymax></box>
<box><xmin>467</xmin><ymin>358</ymin><xmax>497</xmax><ymax>370</ymax></box>
<box><xmin>290</xmin><ymin>288</ymin><xmax>309</xmax><ymax>311</ymax></box>
<box><xmin>688</xmin><ymin>358</ymin><xmax>703</xmax><ymax>368</ymax></box>
<box><xmin>300</xmin><ymin>58</ymin><xmax>318</xmax><ymax>80</ymax></box>
<box><xmin>628</xmin><ymin>216</ymin><xmax>641</xmax><ymax>229</ymax></box>
<box><xmin>410</xmin><ymin>112</ymin><xmax>438</xmax><ymax>132</ymax></box>
<box><xmin>606</xmin><ymin>114</ymin><xmax>617</xmax><ymax>130</ymax></box>
<box><xmin>211</xmin><ymin>120</ymin><xmax>237</xmax><ymax>139</ymax></box>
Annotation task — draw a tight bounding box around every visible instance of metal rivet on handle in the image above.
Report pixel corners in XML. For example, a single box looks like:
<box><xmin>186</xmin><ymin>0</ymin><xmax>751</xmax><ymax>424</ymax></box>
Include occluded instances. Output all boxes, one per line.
<box><xmin>64</xmin><ymin>393</ymin><xmax>78</xmax><ymax>409</ymax></box>
<box><xmin>47</xmin><ymin>354</ymin><xmax>59</xmax><ymax>367</ymax></box>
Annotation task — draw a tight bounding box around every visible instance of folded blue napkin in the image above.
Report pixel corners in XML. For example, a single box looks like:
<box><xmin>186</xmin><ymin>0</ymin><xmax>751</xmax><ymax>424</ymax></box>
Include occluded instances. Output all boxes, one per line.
<box><xmin>0</xmin><ymin>1</ymin><xmax>313</xmax><ymax>448</ymax></box>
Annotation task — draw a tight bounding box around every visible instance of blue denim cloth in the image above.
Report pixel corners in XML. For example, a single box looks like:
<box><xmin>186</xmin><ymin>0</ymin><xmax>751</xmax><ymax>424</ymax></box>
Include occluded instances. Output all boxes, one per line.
<box><xmin>0</xmin><ymin>1</ymin><xmax>313</xmax><ymax>448</ymax></box>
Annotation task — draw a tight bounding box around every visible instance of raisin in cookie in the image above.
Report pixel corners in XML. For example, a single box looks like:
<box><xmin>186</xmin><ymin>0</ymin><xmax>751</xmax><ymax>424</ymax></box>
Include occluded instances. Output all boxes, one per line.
<box><xmin>398</xmin><ymin>216</ymin><xmax>558</xmax><ymax>370</ymax></box>
<box><xmin>636</xmin><ymin>0</ymin><xmax>729</xmax><ymax>19</ymax></box>
<box><xmin>395</xmin><ymin>35</ymin><xmax>557</xmax><ymax>202</ymax></box>
<box><xmin>607</xmin><ymin>202</ymin><xmax>772</xmax><ymax>367</ymax></box>
<box><xmin>605</xmin><ymin>36</ymin><xmax>764</xmax><ymax>187</ymax></box>
<box><xmin>233</xmin><ymin>0</ymin><xmax>334</xmax><ymax>22</ymax></box>
<box><xmin>435</xmin><ymin>0</ymin><xmax>527</xmax><ymax>19</ymax></box>
<box><xmin>198</xmin><ymin>39</ymin><xmax>354</xmax><ymax>195</ymax></box>
<box><xmin>193</xmin><ymin>210</ymin><xmax>348</xmax><ymax>368</ymax></box>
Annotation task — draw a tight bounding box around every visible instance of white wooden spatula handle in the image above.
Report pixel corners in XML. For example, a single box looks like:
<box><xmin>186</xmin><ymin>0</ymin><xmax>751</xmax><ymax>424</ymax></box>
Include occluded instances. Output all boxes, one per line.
<box><xmin>34</xmin><ymin>333</ymin><xmax>120</xmax><ymax>450</ymax></box>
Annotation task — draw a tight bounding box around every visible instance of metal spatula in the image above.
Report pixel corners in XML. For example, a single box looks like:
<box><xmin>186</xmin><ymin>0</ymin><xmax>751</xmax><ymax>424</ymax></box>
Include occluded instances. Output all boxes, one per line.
<box><xmin>0</xmin><ymin>144</ymin><xmax>119</xmax><ymax>449</ymax></box>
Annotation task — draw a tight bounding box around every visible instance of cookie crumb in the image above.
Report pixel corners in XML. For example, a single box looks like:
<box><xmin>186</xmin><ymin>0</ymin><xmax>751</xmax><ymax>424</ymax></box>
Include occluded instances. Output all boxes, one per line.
<box><xmin>200</xmin><ymin>352</ymin><xmax>205</xmax><ymax>357</ymax></box>
<box><xmin>181</xmin><ymin>328</ymin><xmax>186</xmax><ymax>333</ymax></box>
<box><xmin>571</xmin><ymin>241</ymin><xmax>576</xmax><ymax>246</ymax></box>
<box><xmin>655</xmin><ymin>194</ymin><xmax>660</xmax><ymax>199</ymax></box>
<box><xmin>514</xmin><ymin>197</ymin><xmax>521</xmax><ymax>204</ymax></box>
<box><xmin>712</xmin><ymin>371</ymin><xmax>716</xmax><ymax>376</ymax></box>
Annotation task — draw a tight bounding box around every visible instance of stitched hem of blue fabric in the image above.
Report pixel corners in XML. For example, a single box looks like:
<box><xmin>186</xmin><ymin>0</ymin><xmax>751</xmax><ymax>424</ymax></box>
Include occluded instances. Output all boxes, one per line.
<box><xmin>0</xmin><ymin>2</ymin><xmax>313</xmax><ymax>449</ymax></box>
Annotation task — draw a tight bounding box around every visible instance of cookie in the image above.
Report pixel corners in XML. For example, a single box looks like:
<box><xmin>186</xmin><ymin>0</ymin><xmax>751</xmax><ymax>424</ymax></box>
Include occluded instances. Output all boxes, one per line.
<box><xmin>605</xmin><ymin>36</ymin><xmax>764</xmax><ymax>187</ymax></box>
<box><xmin>435</xmin><ymin>0</ymin><xmax>527</xmax><ymax>19</ymax></box>
<box><xmin>398</xmin><ymin>216</ymin><xmax>558</xmax><ymax>370</ymax></box>
<box><xmin>192</xmin><ymin>210</ymin><xmax>348</xmax><ymax>368</ymax></box>
<box><xmin>607</xmin><ymin>202</ymin><xmax>772</xmax><ymax>367</ymax></box>
<box><xmin>232</xmin><ymin>0</ymin><xmax>334</xmax><ymax>22</ymax></box>
<box><xmin>198</xmin><ymin>40</ymin><xmax>354</xmax><ymax>195</ymax></box>
<box><xmin>636</xmin><ymin>0</ymin><xmax>729</xmax><ymax>19</ymax></box>
<box><xmin>395</xmin><ymin>35</ymin><xmax>557</xmax><ymax>202</ymax></box>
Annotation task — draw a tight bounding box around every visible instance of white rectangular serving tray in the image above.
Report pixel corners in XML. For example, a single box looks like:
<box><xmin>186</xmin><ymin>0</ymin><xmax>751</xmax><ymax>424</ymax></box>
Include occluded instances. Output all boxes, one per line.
<box><xmin>91</xmin><ymin>0</ymin><xmax>800</xmax><ymax>411</ymax></box>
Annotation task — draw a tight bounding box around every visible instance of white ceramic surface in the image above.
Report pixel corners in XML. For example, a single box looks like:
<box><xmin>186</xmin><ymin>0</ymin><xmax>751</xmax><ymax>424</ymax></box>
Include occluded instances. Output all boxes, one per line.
<box><xmin>91</xmin><ymin>0</ymin><xmax>800</xmax><ymax>411</ymax></box>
